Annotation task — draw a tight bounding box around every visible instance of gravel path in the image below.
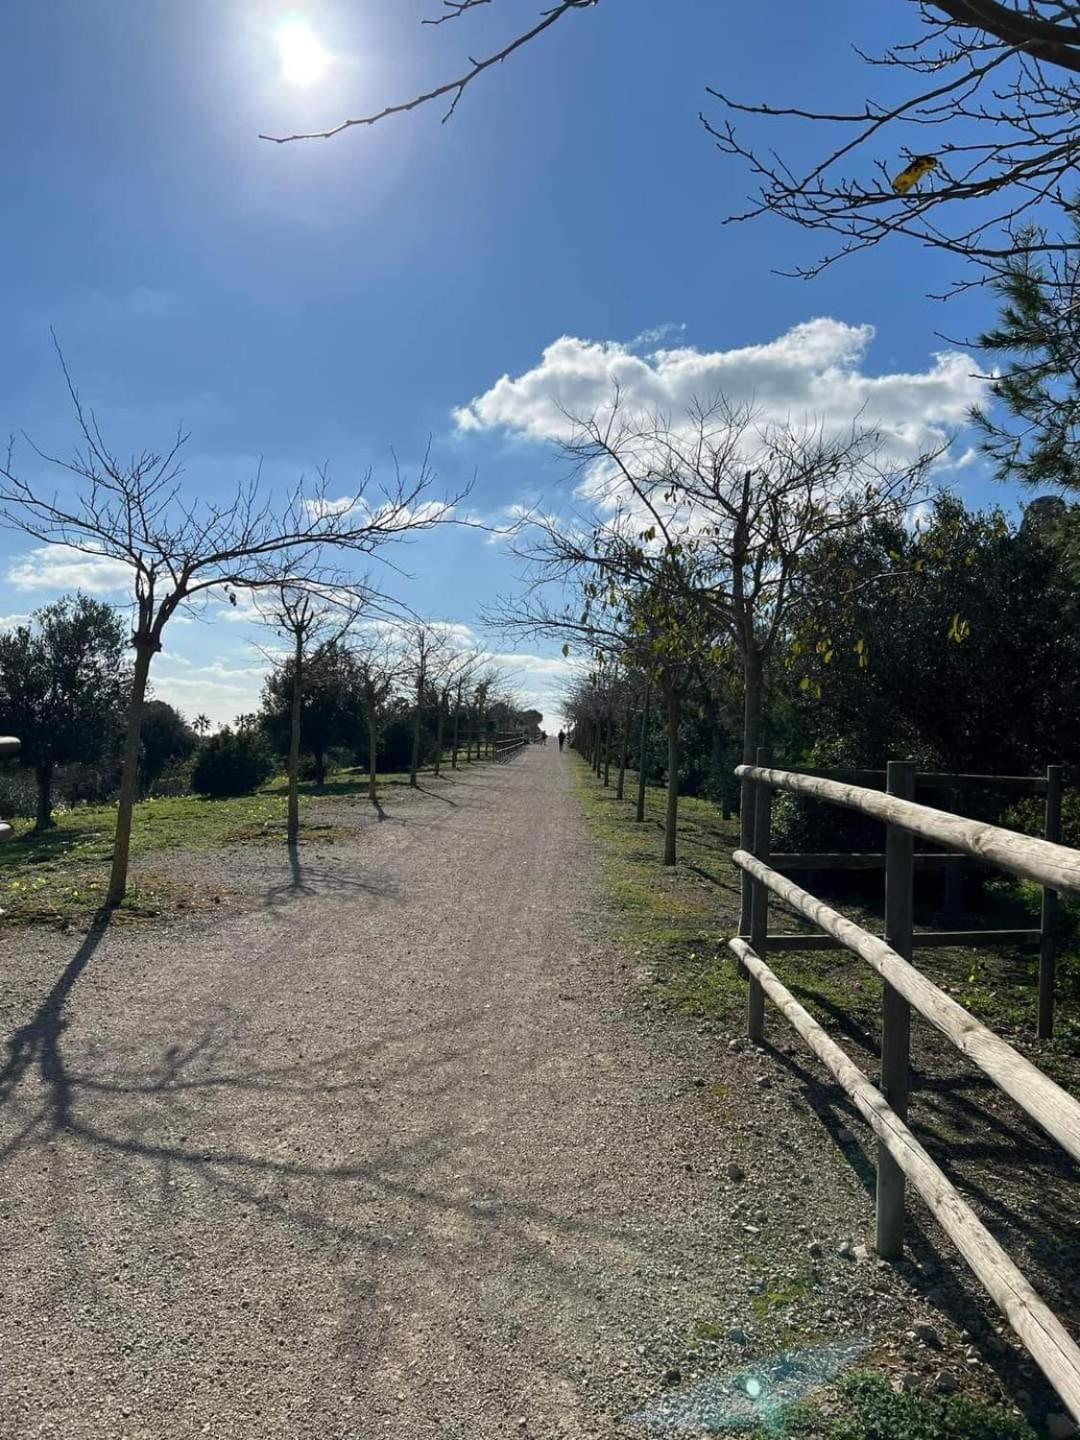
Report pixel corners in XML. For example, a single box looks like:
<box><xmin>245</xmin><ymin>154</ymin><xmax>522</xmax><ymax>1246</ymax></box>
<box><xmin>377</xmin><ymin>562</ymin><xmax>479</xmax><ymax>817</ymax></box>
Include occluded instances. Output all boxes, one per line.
<box><xmin>0</xmin><ymin>749</ymin><xmax>1062</xmax><ymax>1438</ymax></box>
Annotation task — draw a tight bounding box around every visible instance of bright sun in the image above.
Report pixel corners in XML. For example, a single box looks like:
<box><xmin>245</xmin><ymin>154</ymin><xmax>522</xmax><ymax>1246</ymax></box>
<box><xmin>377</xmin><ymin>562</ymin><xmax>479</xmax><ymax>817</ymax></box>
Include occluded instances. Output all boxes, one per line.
<box><xmin>275</xmin><ymin>17</ymin><xmax>331</xmax><ymax>87</ymax></box>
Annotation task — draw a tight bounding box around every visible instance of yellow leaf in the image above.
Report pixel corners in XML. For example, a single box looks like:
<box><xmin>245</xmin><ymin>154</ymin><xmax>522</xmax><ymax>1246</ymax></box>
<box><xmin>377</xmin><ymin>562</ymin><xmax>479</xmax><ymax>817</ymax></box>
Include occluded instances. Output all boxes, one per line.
<box><xmin>799</xmin><ymin>677</ymin><xmax>811</xmax><ymax>692</ymax></box>
<box><xmin>854</xmin><ymin>638</ymin><xmax>865</xmax><ymax>655</ymax></box>
<box><xmin>891</xmin><ymin>154</ymin><xmax>938</xmax><ymax>195</ymax></box>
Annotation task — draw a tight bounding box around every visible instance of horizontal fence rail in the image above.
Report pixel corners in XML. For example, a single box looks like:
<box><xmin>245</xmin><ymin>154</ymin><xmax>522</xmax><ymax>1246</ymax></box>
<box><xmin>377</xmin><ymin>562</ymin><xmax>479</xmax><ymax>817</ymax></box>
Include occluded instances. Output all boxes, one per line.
<box><xmin>734</xmin><ymin>849</ymin><xmax>1080</xmax><ymax>1163</ymax></box>
<box><xmin>784</xmin><ymin>766</ymin><xmax>1051</xmax><ymax>795</ymax></box>
<box><xmin>731</xmin><ymin>755</ymin><xmax>1080</xmax><ymax>1423</ymax></box>
<box><xmin>736</xmin><ymin>764</ymin><xmax>1080</xmax><ymax>894</ymax></box>
<box><xmin>491</xmin><ymin>731</ymin><xmax>528</xmax><ymax>761</ymax></box>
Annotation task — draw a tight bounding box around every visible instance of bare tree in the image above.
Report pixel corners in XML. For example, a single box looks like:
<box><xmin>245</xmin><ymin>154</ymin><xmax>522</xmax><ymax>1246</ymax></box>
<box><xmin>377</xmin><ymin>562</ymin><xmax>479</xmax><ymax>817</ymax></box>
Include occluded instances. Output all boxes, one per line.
<box><xmin>500</xmin><ymin>395</ymin><xmax>934</xmax><ymax>866</ymax></box>
<box><xmin>0</xmin><ymin>358</ymin><xmax>459</xmax><ymax>906</ymax></box>
<box><xmin>260</xmin><ymin>1</ymin><xmax>599</xmax><ymax>145</ymax></box>
<box><xmin>351</xmin><ymin>628</ymin><xmax>407</xmax><ymax>809</ymax></box>
<box><xmin>707</xmin><ymin>3</ymin><xmax>1080</xmax><ymax>292</ymax></box>
<box><xmin>259</xmin><ymin>582</ymin><xmax>367</xmax><ymax>844</ymax></box>
<box><xmin>430</xmin><ymin>645</ymin><xmax>483</xmax><ymax>777</ymax></box>
<box><xmin>450</xmin><ymin>659</ymin><xmax>477</xmax><ymax>770</ymax></box>
<box><xmin>404</xmin><ymin>621</ymin><xmax>449</xmax><ymax>788</ymax></box>
<box><xmin>556</xmin><ymin>397</ymin><xmax>934</xmax><ymax>767</ymax></box>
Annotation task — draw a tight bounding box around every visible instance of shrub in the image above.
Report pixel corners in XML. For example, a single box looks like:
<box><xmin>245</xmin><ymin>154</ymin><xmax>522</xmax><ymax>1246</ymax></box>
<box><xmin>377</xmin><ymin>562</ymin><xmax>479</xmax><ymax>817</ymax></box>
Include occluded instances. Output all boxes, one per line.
<box><xmin>191</xmin><ymin>727</ymin><xmax>273</xmax><ymax>797</ymax></box>
<box><xmin>148</xmin><ymin>756</ymin><xmax>195</xmax><ymax>798</ymax></box>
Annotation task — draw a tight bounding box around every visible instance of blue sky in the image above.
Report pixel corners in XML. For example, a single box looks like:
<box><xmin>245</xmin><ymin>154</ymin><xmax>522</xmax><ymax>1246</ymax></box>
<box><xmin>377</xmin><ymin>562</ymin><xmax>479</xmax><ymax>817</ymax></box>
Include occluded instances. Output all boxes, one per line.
<box><xmin>0</xmin><ymin>1</ymin><xmax>1017</xmax><ymax>726</ymax></box>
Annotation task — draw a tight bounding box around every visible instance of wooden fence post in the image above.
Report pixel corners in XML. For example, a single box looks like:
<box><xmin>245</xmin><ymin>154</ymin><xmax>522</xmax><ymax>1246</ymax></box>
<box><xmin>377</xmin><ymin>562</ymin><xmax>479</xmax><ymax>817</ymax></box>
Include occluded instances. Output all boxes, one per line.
<box><xmin>1039</xmin><ymin>764</ymin><xmax>1064</xmax><ymax>1040</ymax></box>
<box><xmin>748</xmin><ymin>745</ymin><xmax>772</xmax><ymax>1042</ymax></box>
<box><xmin>877</xmin><ymin>758</ymin><xmax>915</xmax><ymax>1259</ymax></box>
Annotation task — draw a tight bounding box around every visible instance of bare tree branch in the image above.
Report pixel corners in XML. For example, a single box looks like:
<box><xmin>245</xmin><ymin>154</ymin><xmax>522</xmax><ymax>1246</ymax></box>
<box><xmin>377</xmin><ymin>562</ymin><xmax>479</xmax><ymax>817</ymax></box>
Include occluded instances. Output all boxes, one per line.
<box><xmin>259</xmin><ymin>0</ymin><xmax>598</xmax><ymax>144</ymax></box>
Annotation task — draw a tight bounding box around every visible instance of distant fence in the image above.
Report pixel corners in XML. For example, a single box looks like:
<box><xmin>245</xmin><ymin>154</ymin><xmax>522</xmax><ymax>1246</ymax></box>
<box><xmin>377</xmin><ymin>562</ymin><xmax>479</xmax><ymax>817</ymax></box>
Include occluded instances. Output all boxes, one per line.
<box><xmin>730</xmin><ymin>754</ymin><xmax>1080</xmax><ymax>1423</ymax></box>
<box><xmin>491</xmin><ymin>731</ymin><xmax>528</xmax><ymax>762</ymax></box>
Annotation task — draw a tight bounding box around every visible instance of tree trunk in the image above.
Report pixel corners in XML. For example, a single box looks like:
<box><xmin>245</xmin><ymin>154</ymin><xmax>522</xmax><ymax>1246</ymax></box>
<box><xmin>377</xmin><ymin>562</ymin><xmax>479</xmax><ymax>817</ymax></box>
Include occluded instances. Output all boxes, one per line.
<box><xmin>34</xmin><ymin>762</ymin><xmax>55</xmax><ymax>832</ymax></box>
<box><xmin>366</xmin><ymin>690</ymin><xmax>379</xmax><ymax>804</ymax></box>
<box><xmin>287</xmin><ymin>632</ymin><xmax>302</xmax><ymax>845</ymax></box>
<box><xmin>738</xmin><ymin>644</ymin><xmax>765</xmax><ymax>932</ymax></box>
<box><xmin>410</xmin><ymin>674</ymin><xmax>423</xmax><ymax>787</ymax></box>
<box><xmin>106</xmin><ymin>639</ymin><xmax>154</xmax><ymax>908</ymax></box>
<box><xmin>602</xmin><ymin>708</ymin><xmax>612</xmax><ymax>787</ymax></box>
<box><xmin>616</xmin><ymin>689</ymin><xmax>631</xmax><ymax>801</ymax></box>
<box><xmin>434</xmin><ymin>701</ymin><xmax>444</xmax><ymax>777</ymax></box>
<box><xmin>663</xmin><ymin>680</ymin><xmax>679</xmax><ymax>867</ymax></box>
<box><xmin>313</xmin><ymin>750</ymin><xmax>326</xmax><ymax>787</ymax></box>
<box><xmin>636</xmin><ymin>682</ymin><xmax>651</xmax><ymax>824</ymax></box>
<box><xmin>452</xmin><ymin>698</ymin><xmax>461</xmax><ymax>769</ymax></box>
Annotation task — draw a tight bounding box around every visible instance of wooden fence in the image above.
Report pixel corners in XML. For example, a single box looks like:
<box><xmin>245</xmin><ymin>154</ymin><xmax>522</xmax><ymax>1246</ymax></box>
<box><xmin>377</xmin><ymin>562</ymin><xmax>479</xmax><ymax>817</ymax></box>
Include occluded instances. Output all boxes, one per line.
<box><xmin>730</xmin><ymin>757</ymin><xmax>1080</xmax><ymax>1424</ymax></box>
<box><xmin>491</xmin><ymin>731</ymin><xmax>528</xmax><ymax>761</ymax></box>
<box><xmin>763</xmin><ymin>761</ymin><xmax>1064</xmax><ymax>1038</ymax></box>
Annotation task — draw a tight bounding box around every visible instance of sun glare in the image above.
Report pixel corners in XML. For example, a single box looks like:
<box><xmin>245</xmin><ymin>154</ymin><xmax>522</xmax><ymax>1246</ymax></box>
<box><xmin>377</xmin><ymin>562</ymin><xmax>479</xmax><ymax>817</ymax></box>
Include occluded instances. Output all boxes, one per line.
<box><xmin>275</xmin><ymin>17</ymin><xmax>331</xmax><ymax>87</ymax></box>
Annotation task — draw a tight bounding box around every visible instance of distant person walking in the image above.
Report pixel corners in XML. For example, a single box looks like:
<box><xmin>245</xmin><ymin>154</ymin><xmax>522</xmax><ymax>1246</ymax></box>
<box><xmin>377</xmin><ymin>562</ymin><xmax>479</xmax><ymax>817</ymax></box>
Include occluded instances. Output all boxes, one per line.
<box><xmin>557</xmin><ymin>730</ymin><xmax>565</xmax><ymax>752</ymax></box>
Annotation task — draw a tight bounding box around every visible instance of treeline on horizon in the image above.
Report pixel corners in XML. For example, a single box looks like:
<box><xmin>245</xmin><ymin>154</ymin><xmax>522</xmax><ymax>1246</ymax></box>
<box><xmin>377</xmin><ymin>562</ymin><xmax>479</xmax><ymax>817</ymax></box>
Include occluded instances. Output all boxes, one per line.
<box><xmin>0</xmin><ymin>605</ymin><xmax>533</xmax><ymax>827</ymax></box>
<box><xmin>563</xmin><ymin>493</ymin><xmax>1080</xmax><ymax>857</ymax></box>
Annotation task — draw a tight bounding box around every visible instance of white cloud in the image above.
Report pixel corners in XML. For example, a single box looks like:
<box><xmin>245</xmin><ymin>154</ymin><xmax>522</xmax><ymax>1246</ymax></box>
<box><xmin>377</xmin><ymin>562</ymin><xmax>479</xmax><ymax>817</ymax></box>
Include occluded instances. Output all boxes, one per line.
<box><xmin>453</xmin><ymin>319</ymin><xmax>985</xmax><ymax>467</ymax></box>
<box><xmin>630</xmin><ymin>321</ymin><xmax>687</xmax><ymax>350</ymax></box>
<box><xmin>304</xmin><ymin>495</ymin><xmax>455</xmax><ymax>529</ymax></box>
<box><xmin>0</xmin><ymin>613</ymin><xmax>32</xmax><ymax>632</ymax></box>
<box><xmin>151</xmin><ymin>655</ymin><xmax>272</xmax><ymax>729</ymax></box>
<box><xmin>486</xmin><ymin>649</ymin><xmax>584</xmax><ymax>730</ymax></box>
<box><xmin>6</xmin><ymin>545</ymin><xmax>133</xmax><ymax>595</ymax></box>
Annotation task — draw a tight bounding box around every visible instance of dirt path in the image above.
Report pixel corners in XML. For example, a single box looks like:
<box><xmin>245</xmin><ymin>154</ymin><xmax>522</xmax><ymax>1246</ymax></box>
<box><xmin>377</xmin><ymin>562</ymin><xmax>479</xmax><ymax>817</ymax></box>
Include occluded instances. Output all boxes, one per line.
<box><xmin>1</xmin><ymin>749</ymin><xmax>1061</xmax><ymax>1440</ymax></box>
<box><xmin>0</xmin><ymin>749</ymin><xmax>749</xmax><ymax>1439</ymax></box>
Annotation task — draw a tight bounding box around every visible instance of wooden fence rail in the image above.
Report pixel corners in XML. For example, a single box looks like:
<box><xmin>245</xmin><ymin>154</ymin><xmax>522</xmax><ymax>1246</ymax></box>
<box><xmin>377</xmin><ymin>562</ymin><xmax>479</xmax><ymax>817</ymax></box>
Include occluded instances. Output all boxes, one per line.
<box><xmin>742</xmin><ymin>760</ymin><xmax>1066</xmax><ymax>1036</ymax></box>
<box><xmin>491</xmin><ymin>731</ymin><xmax>528</xmax><ymax>761</ymax></box>
<box><xmin>730</xmin><ymin>757</ymin><xmax>1080</xmax><ymax>1424</ymax></box>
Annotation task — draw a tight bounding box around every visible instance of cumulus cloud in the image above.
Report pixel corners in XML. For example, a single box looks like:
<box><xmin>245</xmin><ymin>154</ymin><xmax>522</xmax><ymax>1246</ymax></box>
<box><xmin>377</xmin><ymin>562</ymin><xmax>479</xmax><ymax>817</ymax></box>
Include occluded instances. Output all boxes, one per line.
<box><xmin>6</xmin><ymin>545</ymin><xmax>133</xmax><ymax>595</ymax></box>
<box><xmin>304</xmin><ymin>496</ymin><xmax>455</xmax><ymax>528</ymax></box>
<box><xmin>453</xmin><ymin>319</ymin><xmax>985</xmax><ymax>466</ymax></box>
<box><xmin>487</xmin><ymin>649</ymin><xmax>583</xmax><ymax>729</ymax></box>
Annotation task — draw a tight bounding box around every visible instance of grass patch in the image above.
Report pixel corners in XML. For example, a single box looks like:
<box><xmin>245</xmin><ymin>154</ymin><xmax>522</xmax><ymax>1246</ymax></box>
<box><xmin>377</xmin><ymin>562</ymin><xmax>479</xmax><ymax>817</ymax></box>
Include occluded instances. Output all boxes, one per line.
<box><xmin>827</xmin><ymin>1371</ymin><xmax>1035</xmax><ymax>1440</ymax></box>
<box><xmin>0</xmin><ymin>763</ymin><xmax>428</xmax><ymax>928</ymax></box>
<box><xmin>751</xmin><ymin>1272</ymin><xmax>815</xmax><ymax>1321</ymax></box>
<box><xmin>0</xmin><ymin>867</ymin><xmax>210</xmax><ymax>928</ymax></box>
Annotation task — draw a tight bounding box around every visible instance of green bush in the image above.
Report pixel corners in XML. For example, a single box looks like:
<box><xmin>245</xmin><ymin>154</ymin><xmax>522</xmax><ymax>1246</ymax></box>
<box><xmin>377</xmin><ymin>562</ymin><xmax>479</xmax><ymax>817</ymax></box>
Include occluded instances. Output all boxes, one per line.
<box><xmin>191</xmin><ymin>727</ymin><xmax>273</xmax><ymax>798</ymax></box>
<box><xmin>148</xmin><ymin>756</ymin><xmax>195</xmax><ymax>798</ymax></box>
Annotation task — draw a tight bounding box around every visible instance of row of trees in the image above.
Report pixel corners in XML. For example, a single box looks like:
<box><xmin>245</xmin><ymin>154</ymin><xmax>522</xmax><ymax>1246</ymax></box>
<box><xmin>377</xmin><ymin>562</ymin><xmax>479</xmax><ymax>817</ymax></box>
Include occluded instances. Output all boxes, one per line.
<box><xmin>555</xmin><ymin>491</ymin><xmax>1080</xmax><ymax>864</ymax></box>
<box><xmin>0</xmin><ymin>593</ymin><xmax>528</xmax><ymax>835</ymax></box>
<box><xmin>0</xmin><ymin>358</ymin><xmax>478</xmax><ymax>903</ymax></box>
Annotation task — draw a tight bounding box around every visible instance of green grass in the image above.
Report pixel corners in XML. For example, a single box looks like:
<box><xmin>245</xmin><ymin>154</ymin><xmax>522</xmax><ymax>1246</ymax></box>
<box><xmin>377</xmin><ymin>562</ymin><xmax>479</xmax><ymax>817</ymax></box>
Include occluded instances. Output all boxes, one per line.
<box><xmin>0</xmin><ymin>761</ymin><xmax>445</xmax><ymax>927</ymax></box>
<box><xmin>780</xmin><ymin>1372</ymin><xmax>1037</xmax><ymax>1440</ymax></box>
